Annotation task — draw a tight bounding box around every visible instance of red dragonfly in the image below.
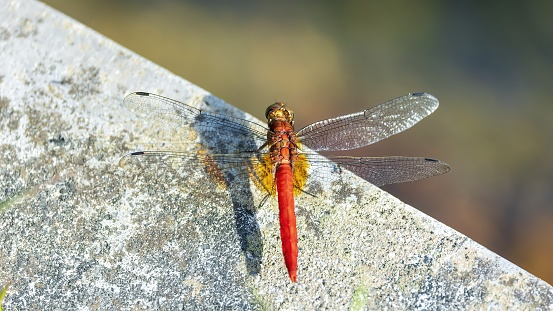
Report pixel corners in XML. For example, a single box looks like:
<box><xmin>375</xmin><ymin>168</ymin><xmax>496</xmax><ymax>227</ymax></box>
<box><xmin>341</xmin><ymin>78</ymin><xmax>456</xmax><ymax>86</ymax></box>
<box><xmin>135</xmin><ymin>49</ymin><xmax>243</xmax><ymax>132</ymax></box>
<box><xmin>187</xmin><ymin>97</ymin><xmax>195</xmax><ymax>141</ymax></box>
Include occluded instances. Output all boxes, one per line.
<box><xmin>120</xmin><ymin>92</ymin><xmax>450</xmax><ymax>282</ymax></box>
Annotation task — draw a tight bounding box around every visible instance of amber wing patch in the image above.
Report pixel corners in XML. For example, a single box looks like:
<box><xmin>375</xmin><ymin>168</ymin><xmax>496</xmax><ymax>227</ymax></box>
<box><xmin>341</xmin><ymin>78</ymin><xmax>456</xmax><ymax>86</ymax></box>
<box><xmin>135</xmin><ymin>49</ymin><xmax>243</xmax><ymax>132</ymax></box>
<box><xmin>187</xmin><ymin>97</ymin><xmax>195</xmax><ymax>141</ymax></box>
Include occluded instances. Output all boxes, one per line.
<box><xmin>292</xmin><ymin>153</ymin><xmax>309</xmax><ymax>196</ymax></box>
<box><xmin>249</xmin><ymin>153</ymin><xmax>277</xmax><ymax>196</ymax></box>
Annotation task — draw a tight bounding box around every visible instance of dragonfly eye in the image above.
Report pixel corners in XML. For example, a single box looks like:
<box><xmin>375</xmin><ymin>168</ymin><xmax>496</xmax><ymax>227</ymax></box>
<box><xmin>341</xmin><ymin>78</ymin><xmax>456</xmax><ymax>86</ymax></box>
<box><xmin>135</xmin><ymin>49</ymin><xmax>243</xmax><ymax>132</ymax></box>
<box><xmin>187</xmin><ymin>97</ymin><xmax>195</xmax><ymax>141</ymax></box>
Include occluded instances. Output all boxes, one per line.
<box><xmin>265</xmin><ymin>102</ymin><xmax>284</xmax><ymax>119</ymax></box>
<box><xmin>286</xmin><ymin>107</ymin><xmax>295</xmax><ymax>122</ymax></box>
<box><xmin>265</xmin><ymin>102</ymin><xmax>294</xmax><ymax>124</ymax></box>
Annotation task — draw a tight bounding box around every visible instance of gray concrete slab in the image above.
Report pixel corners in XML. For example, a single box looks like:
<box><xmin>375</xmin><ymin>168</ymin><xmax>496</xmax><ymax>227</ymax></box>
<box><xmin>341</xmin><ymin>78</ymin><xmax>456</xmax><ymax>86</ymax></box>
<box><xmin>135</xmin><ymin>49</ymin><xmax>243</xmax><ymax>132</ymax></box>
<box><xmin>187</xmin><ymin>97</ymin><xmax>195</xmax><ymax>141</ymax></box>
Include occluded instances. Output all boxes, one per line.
<box><xmin>0</xmin><ymin>0</ymin><xmax>551</xmax><ymax>309</ymax></box>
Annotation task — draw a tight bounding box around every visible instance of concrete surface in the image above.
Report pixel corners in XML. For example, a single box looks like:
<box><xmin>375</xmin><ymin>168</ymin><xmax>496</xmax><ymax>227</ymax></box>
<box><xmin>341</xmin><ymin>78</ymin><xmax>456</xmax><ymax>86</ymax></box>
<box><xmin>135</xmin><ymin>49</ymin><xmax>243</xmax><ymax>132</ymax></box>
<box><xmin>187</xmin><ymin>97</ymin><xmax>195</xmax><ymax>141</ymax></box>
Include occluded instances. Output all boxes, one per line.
<box><xmin>0</xmin><ymin>0</ymin><xmax>552</xmax><ymax>310</ymax></box>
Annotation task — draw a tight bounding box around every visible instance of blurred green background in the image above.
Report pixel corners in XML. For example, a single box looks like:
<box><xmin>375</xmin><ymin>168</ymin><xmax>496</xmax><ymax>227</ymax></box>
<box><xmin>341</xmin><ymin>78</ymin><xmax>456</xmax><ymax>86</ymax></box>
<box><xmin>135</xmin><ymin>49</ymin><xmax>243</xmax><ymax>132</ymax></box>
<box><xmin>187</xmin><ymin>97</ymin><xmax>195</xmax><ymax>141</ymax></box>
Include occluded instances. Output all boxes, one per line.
<box><xmin>42</xmin><ymin>0</ymin><xmax>553</xmax><ymax>285</ymax></box>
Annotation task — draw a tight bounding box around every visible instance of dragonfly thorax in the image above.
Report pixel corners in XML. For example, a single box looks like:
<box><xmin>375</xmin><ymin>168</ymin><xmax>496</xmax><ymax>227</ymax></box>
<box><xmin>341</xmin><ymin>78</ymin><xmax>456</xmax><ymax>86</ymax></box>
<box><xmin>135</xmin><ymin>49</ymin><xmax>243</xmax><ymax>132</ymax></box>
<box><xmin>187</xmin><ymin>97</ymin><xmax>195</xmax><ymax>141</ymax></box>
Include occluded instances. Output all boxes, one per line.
<box><xmin>265</xmin><ymin>102</ymin><xmax>294</xmax><ymax>126</ymax></box>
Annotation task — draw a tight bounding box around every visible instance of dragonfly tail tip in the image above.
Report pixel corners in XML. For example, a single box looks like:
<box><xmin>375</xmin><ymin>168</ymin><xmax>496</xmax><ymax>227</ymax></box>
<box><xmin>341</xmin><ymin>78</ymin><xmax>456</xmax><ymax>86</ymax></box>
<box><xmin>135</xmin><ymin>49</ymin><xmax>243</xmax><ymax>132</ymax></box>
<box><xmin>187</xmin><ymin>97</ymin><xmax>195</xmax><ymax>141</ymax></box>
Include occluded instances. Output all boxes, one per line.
<box><xmin>289</xmin><ymin>271</ymin><xmax>297</xmax><ymax>282</ymax></box>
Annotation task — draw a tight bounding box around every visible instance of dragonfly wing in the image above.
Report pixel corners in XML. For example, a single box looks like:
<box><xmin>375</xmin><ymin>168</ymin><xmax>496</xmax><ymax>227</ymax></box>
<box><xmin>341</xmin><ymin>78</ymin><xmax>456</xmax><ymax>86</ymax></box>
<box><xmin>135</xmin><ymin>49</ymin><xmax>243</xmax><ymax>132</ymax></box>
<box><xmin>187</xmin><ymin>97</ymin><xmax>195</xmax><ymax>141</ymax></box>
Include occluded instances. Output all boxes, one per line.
<box><xmin>296</xmin><ymin>93</ymin><xmax>439</xmax><ymax>151</ymax></box>
<box><xmin>305</xmin><ymin>154</ymin><xmax>450</xmax><ymax>187</ymax></box>
<box><xmin>124</xmin><ymin>92</ymin><xmax>269</xmax><ymax>150</ymax></box>
<box><xmin>119</xmin><ymin>150</ymin><xmax>276</xmax><ymax>195</ymax></box>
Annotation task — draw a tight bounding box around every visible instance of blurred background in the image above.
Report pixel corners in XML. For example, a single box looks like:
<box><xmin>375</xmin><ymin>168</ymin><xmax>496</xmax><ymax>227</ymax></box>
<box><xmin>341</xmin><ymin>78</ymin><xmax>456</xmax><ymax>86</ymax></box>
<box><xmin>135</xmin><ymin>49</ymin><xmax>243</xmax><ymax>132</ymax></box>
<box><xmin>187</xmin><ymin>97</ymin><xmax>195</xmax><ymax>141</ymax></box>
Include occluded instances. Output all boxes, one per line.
<box><xmin>42</xmin><ymin>0</ymin><xmax>553</xmax><ymax>285</ymax></box>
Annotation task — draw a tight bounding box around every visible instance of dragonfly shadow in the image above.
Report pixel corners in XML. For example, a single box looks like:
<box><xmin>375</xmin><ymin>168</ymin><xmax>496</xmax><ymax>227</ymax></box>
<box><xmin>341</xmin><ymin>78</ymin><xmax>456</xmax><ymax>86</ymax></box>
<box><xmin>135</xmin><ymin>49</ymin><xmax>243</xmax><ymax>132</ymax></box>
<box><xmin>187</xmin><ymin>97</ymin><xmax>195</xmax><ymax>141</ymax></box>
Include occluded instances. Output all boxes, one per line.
<box><xmin>196</xmin><ymin>95</ymin><xmax>263</xmax><ymax>277</ymax></box>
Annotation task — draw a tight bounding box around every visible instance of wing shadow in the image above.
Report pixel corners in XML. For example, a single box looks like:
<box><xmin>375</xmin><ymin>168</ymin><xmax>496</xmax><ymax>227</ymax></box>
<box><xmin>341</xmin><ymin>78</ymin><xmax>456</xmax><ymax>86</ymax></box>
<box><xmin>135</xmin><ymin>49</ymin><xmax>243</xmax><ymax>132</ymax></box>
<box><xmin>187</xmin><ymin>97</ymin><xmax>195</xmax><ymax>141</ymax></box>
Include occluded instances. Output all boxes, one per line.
<box><xmin>195</xmin><ymin>95</ymin><xmax>263</xmax><ymax>277</ymax></box>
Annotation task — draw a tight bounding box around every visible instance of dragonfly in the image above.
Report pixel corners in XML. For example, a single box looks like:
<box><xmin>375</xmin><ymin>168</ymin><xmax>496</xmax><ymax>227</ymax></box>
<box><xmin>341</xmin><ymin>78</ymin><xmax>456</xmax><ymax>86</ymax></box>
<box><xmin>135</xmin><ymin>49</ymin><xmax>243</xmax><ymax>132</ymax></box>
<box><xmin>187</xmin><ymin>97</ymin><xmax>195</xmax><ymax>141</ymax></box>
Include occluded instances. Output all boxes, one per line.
<box><xmin>120</xmin><ymin>91</ymin><xmax>450</xmax><ymax>282</ymax></box>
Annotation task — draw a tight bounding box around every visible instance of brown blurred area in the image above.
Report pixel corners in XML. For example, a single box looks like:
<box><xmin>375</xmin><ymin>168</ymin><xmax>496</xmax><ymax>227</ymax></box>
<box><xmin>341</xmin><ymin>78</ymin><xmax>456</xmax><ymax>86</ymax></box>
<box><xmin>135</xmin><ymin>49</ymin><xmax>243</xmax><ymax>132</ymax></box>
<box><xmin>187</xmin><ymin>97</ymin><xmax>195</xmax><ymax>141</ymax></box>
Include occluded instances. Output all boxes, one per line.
<box><xmin>42</xmin><ymin>0</ymin><xmax>553</xmax><ymax>285</ymax></box>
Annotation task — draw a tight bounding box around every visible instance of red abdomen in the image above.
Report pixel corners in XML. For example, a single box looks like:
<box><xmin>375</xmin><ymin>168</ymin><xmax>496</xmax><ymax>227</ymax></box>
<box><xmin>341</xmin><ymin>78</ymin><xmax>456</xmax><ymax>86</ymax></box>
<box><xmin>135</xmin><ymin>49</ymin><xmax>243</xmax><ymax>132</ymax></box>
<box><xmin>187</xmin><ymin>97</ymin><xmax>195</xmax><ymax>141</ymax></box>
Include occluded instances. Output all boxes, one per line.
<box><xmin>276</xmin><ymin>163</ymin><xmax>298</xmax><ymax>282</ymax></box>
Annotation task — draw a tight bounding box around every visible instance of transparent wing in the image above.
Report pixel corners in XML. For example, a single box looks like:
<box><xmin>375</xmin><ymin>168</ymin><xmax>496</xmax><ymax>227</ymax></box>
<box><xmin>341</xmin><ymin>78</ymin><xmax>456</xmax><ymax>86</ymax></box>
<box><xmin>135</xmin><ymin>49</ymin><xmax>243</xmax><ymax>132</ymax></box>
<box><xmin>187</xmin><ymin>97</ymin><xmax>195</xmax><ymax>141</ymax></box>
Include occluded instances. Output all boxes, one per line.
<box><xmin>296</xmin><ymin>93</ymin><xmax>439</xmax><ymax>151</ymax></box>
<box><xmin>305</xmin><ymin>153</ymin><xmax>450</xmax><ymax>187</ymax></box>
<box><xmin>119</xmin><ymin>150</ymin><xmax>275</xmax><ymax>195</ymax></box>
<box><xmin>123</xmin><ymin>92</ymin><xmax>269</xmax><ymax>150</ymax></box>
<box><xmin>119</xmin><ymin>150</ymin><xmax>262</xmax><ymax>174</ymax></box>
<box><xmin>119</xmin><ymin>150</ymin><xmax>450</xmax><ymax>197</ymax></box>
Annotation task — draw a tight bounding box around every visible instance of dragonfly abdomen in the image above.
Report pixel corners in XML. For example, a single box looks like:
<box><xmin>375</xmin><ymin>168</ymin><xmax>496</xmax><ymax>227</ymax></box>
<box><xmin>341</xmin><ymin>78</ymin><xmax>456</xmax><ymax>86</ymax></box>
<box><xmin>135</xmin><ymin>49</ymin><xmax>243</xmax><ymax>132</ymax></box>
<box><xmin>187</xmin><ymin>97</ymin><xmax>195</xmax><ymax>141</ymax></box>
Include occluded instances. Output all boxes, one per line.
<box><xmin>276</xmin><ymin>163</ymin><xmax>298</xmax><ymax>282</ymax></box>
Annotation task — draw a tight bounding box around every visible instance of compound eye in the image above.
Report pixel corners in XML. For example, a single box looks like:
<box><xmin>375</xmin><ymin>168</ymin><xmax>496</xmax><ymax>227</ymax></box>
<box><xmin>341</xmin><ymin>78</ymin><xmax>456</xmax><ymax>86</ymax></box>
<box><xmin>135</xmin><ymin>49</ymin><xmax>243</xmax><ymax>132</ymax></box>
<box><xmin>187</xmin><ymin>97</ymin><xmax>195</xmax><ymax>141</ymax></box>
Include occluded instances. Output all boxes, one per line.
<box><xmin>286</xmin><ymin>107</ymin><xmax>294</xmax><ymax>121</ymax></box>
<box><xmin>265</xmin><ymin>102</ymin><xmax>286</xmax><ymax>119</ymax></box>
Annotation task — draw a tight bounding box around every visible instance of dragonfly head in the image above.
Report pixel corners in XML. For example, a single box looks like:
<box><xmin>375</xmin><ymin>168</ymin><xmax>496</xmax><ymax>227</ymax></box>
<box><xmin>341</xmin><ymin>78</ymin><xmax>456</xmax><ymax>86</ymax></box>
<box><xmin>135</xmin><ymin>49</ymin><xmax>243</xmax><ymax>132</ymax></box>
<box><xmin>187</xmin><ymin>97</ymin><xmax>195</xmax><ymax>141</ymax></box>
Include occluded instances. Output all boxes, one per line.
<box><xmin>265</xmin><ymin>102</ymin><xmax>294</xmax><ymax>125</ymax></box>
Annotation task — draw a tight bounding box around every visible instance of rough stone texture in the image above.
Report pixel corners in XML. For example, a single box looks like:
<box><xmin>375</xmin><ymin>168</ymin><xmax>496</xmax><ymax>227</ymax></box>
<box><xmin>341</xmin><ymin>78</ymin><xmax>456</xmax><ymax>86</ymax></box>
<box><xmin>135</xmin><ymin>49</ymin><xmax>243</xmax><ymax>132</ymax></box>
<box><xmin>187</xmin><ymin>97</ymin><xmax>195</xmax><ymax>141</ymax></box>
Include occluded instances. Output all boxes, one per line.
<box><xmin>0</xmin><ymin>1</ymin><xmax>552</xmax><ymax>310</ymax></box>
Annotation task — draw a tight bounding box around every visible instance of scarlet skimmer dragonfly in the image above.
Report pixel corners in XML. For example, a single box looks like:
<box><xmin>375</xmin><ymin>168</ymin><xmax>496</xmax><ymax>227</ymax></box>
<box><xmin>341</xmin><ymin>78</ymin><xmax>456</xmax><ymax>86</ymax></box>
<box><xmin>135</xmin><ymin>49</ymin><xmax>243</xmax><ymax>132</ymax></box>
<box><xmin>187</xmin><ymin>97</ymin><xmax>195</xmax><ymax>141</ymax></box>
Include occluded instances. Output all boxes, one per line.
<box><xmin>120</xmin><ymin>91</ymin><xmax>450</xmax><ymax>282</ymax></box>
